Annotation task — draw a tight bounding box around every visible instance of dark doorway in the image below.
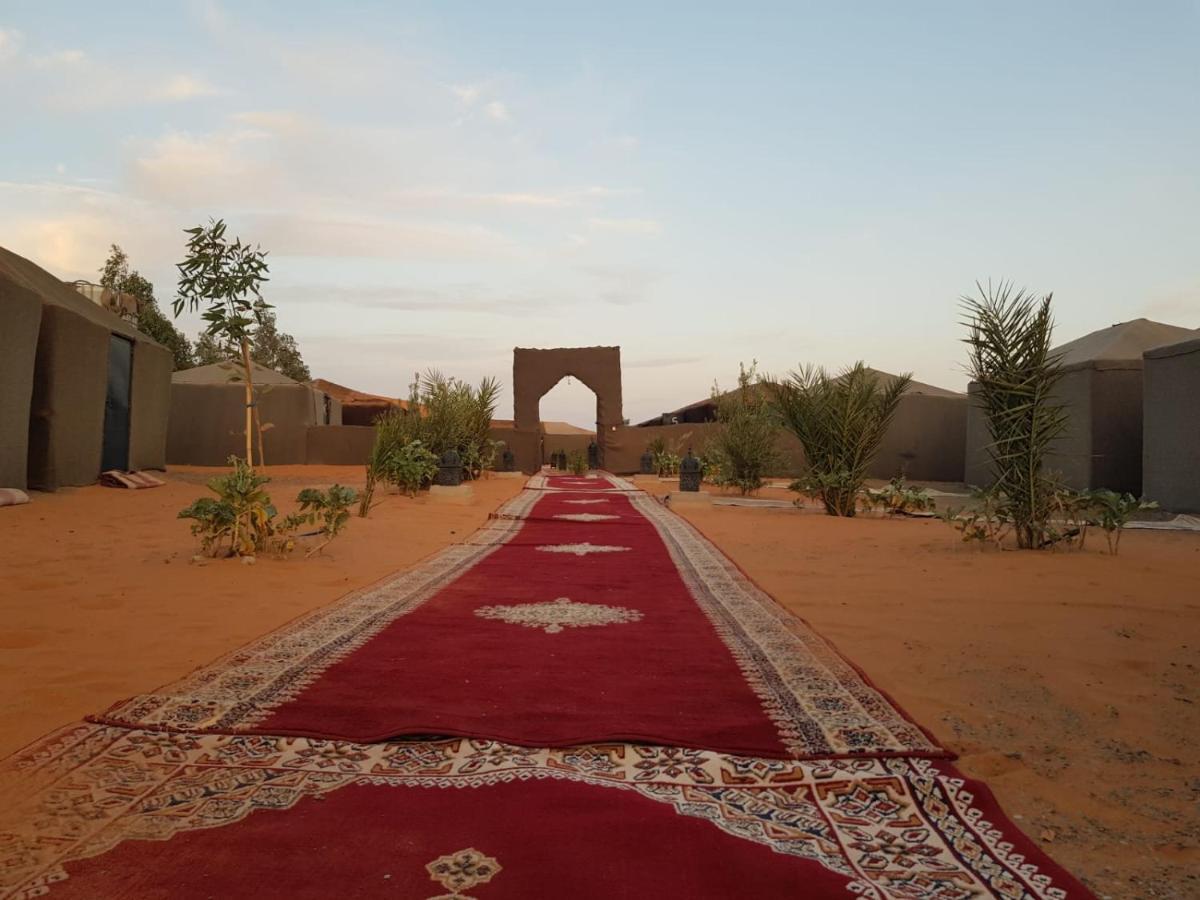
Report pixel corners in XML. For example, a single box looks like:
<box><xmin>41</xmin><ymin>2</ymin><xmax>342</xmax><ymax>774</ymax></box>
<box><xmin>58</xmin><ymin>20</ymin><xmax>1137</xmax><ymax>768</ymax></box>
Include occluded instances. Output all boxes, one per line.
<box><xmin>101</xmin><ymin>335</ymin><xmax>133</xmax><ymax>472</ymax></box>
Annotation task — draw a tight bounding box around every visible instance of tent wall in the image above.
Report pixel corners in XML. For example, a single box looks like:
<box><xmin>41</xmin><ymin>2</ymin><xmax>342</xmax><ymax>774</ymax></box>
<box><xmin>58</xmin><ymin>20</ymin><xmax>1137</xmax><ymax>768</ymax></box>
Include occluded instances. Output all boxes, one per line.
<box><xmin>1043</xmin><ymin>369</ymin><xmax>1094</xmax><ymax>491</ymax></box>
<box><xmin>1143</xmin><ymin>339</ymin><xmax>1200</xmax><ymax>512</ymax></box>
<box><xmin>873</xmin><ymin>394</ymin><xmax>966</xmax><ymax>482</ymax></box>
<box><xmin>27</xmin><ymin>306</ymin><xmax>109</xmax><ymax>490</ymax></box>
<box><xmin>963</xmin><ymin>383</ymin><xmax>992</xmax><ymax>487</ymax></box>
<box><xmin>0</xmin><ymin>282</ymin><xmax>42</xmax><ymax>488</ymax></box>
<box><xmin>167</xmin><ymin>383</ymin><xmax>332</xmax><ymax>466</ymax></box>
<box><xmin>1087</xmin><ymin>369</ymin><xmax>1144</xmax><ymax>494</ymax></box>
<box><xmin>128</xmin><ymin>342</ymin><xmax>172</xmax><ymax>472</ymax></box>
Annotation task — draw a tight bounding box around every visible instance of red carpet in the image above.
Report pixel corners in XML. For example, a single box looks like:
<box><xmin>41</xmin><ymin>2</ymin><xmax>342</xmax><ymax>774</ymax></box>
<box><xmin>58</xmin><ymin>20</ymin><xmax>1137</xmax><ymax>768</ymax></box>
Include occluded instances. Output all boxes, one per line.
<box><xmin>3</xmin><ymin>724</ymin><xmax>1092</xmax><ymax>899</ymax></box>
<box><xmin>93</xmin><ymin>474</ymin><xmax>943</xmax><ymax>760</ymax></box>
<box><xmin>0</xmin><ymin>473</ymin><xmax>1095</xmax><ymax>898</ymax></box>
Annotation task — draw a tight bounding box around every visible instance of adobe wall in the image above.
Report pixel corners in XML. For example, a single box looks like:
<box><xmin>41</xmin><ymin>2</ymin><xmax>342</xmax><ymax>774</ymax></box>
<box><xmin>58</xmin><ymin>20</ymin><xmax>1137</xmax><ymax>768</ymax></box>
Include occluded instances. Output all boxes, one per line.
<box><xmin>305</xmin><ymin>425</ymin><xmax>376</xmax><ymax>466</ymax></box>
<box><xmin>542</xmin><ymin>433</ymin><xmax>594</xmax><ymax>465</ymax></box>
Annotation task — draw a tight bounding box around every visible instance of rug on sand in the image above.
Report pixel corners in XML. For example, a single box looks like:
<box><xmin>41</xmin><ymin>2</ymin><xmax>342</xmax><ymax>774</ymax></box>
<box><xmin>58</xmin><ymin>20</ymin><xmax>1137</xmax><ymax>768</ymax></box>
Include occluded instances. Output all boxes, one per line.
<box><xmin>91</xmin><ymin>473</ymin><xmax>942</xmax><ymax>760</ymax></box>
<box><xmin>1</xmin><ymin>723</ymin><xmax>1091</xmax><ymax>899</ymax></box>
<box><xmin>0</xmin><ymin>472</ymin><xmax>1094</xmax><ymax>899</ymax></box>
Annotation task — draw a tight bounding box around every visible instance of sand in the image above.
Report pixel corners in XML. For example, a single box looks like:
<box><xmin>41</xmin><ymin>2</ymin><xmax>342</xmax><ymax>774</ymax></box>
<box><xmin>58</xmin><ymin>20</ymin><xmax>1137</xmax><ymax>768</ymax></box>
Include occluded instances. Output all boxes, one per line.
<box><xmin>2</xmin><ymin>468</ymin><xmax>1196</xmax><ymax>897</ymax></box>
<box><xmin>636</xmin><ymin>477</ymin><xmax>1200</xmax><ymax>899</ymax></box>
<box><xmin>0</xmin><ymin>466</ymin><xmax>523</xmax><ymax>757</ymax></box>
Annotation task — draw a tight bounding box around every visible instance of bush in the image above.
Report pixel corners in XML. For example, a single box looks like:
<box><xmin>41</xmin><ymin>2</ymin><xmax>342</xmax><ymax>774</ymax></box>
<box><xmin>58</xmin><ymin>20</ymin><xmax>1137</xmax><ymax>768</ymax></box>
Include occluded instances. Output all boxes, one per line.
<box><xmin>769</xmin><ymin>363</ymin><xmax>908</xmax><ymax>515</ymax></box>
<box><xmin>567</xmin><ymin>449</ymin><xmax>588</xmax><ymax>475</ymax></box>
<box><xmin>962</xmin><ymin>282</ymin><xmax>1069</xmax><ymax>549</ymax></box>
<box><xmin>705</xmin><ymin>362</ymin><xmax>779</xmax><ymax>495</ymax></box>
<box><xmin>180</xmin><ymin>457</ymin><xmax>355</xmax><ymax>557</ymax></box>
<box><xmin>861</xmin><ymin>476</ymin><xmax>936</xmax><ymax>516</ymax></box>
<box><xmin>384</xmin><ymin>440</ymin><xmax>440</xmax><ymax>496</ymax></box>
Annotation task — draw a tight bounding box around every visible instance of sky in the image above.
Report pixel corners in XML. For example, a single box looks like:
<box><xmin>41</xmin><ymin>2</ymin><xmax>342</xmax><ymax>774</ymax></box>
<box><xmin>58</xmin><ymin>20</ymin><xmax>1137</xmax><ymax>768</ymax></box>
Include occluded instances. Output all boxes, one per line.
<box><xmin>2</xmin><ymin>1</ymin><xmax>1197</xmax><ymax>428</ymax></box>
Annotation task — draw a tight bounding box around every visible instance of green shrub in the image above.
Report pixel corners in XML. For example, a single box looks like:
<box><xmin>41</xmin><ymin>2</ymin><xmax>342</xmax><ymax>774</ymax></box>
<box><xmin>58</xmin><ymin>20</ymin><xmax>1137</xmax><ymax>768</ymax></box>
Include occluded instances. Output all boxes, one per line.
<box><xmin>567</xmin><ymin>449</ymin><xmax>588</xmax><ymax>475</ymax></box>
<box><xmin>769</xmin><ymin>363</ymin><xmax>908</xmax><ymax>516</ymax></box>
<box><xmin>1083</xmin><ymin>490</ymin><xmax>1157</xmax><ymax>555</ymax></box>
<box><xmin>704</xmin><ymin>363</ymin><xmax>779</xmax><ymax>495</ymax></box>
<box><xmin>861</xmin><ymin>476</ymin><xmax>936</xmax><ymax>516</ymax></box>
<box><xmin>179</xmin><ymin>458</ymin><xmax>355</xmax><ymax>557</ymax></box>
<box><xmin>962</xmin><ymin>282</ymin><xmax>1069</xmax><ymax>549</ymax></box>
<box><xmin>384</xmin><ymin>440</ymin><xmax>440</xmax><ymax>496</ymax></box>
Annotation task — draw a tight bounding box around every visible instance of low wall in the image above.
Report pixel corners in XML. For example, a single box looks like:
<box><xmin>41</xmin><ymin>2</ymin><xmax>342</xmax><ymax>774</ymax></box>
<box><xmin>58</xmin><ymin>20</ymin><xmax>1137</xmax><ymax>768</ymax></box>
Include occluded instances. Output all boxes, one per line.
<box><xmin>305</xmin><ymin>425</ymin><xmax>376</xmax><ymax>466</ymax></box>
<box><xmin>542</xmin><ymin>433</ymin><xmax>594</xmax><ymax>465</ymax></box>
<box><xmin>604</xmin><ymin>423</ymin><xmax>808</xmax><ymax>477</ymax></box>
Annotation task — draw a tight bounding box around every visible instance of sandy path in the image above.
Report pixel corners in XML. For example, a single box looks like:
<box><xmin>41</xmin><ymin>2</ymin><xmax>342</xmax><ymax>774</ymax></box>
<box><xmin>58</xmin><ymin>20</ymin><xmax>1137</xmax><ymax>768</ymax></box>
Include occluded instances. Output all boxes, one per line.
<box><xmin>636</xmin><ymin>478</ymin><xmax>1199</xmax><ymax>899</ymax></box>
<box><xmin>0</xmin><ymin>467</ymin><xmax>524</xmax><ymax>758</ymax></box>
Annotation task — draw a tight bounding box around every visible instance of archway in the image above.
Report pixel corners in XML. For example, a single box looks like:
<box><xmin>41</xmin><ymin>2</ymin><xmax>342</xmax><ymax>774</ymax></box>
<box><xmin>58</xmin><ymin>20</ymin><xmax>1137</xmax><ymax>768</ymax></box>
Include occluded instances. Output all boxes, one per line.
<box><xmin>511</xmin><ymin>346</ymin><xmax>623</xmax><ymax>472</ymax></box>
<box><xmin>536</xmin><ymin>375</ymin><xmax>600</xmax><ymax>466</ymax></box>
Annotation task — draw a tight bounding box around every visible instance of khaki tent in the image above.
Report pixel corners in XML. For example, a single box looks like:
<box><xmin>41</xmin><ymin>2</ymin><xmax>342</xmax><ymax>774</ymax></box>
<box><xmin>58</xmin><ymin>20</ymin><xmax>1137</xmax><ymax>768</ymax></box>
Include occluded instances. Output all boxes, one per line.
<box><xmin>965</xmin><ymin>319</ymin><xmax>1198</xmax><ymax>492</ymax></box>
<box><xmin>168</xmin><ymin>362</ymin><xmax>341</xmax><ymax>465</ymax></box>
<box><xmin>1142</xmin><ymin>336</ymin><xmax>1200</xmax><ymax>511</ymax></box>
<box><xmin>0</xmin><ymin>247</ymin><xmax>171</xmax><ymax>490</ymax></box>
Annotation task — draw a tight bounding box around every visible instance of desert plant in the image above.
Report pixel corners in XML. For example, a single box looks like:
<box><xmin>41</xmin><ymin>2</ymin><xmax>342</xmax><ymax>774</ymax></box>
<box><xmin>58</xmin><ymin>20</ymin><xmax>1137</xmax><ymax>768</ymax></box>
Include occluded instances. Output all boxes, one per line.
<box><xmin>940</xmin><ymin>488</ymin><xmax>1014</xmax><ymax>548</ymax></box>
<box><xmin>418</xmin><ymin>370</ymin><xmax>501</xmax><ymax>478</ymax></box>
<box><xmin>706</xmin><ymin>363</ymin><xmax>780</xmax><ymax>495</ymax></box>
<box><xmin>861</xmin><ymin>476</ymin><xmax>937</xmax><ymax>516</ymax></box>
<box><xmin>173</xmin><ymin>220</ymin><xmax>272</xmax><ymax>467</ymax></box>
<box><xmin>654</xmin><ymin>450</ymin><xmax>682</xmax><ymax>477</ymax></box>
<box><xmin>178</xmin><ymin>457</ymin><xmax>277</xmax><ymax>557</ymax></box>
<box><xmin>275</xmin><ymin>485</ymin><xmax>357</xmax><ymax>557</ymax></box>
<box><xmin>567</xmin><ymin>449</ymin><xmax>588</xmax><ymax>475</ymax></box>
<box><xmin>383</xmin><ymin>440</ymin><xmax>440</xmax><ymax>496</ymax></box>
<box><xmin>1085</xmin><ymin>490</ymin><xmax>1157</xmax><ymax>555</ymax></box>
<box><xmin>962</xmin><ymin>282</ymin><xmax>1069</xmax><ymax>549</ymax></box>
<box><xmin>770</xmin><ymin>363</ymin><xmax>909</xmax><ymax>516</ymax></box>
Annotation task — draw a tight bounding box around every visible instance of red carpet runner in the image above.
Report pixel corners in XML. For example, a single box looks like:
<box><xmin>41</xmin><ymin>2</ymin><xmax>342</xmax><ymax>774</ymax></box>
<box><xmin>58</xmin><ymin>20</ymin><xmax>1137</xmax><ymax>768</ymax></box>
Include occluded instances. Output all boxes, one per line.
<box><xmin>0</xmin><ymin>473</ymin><xmax>1094</xmax><ymax>898</ymax></box>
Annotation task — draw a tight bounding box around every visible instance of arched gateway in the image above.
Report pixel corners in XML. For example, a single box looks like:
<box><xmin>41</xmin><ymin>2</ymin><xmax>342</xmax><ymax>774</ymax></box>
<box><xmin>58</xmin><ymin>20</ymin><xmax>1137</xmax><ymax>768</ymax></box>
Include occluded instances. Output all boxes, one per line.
<box><xmin>510</xmin><ymin>346</ymin><xmax>623</xmax><ymax>472</ymax></box>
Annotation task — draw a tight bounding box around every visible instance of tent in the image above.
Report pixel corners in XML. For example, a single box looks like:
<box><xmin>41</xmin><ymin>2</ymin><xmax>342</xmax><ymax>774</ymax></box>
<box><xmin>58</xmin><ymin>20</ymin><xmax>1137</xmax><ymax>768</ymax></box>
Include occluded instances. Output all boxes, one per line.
<box><xmin>0</xmin><ymin>247</ymin><xmax>171</xmax><ymax>490</ymax></box>
<box><xmin>965</xmin><ymin>319</ymin><xmax>1198</xmax><ymax>492</ymax></box>
<box><xmin>168</xmin><ymin>362</ymin><xmax>341</xmax><ymax>465</ymax></box>
<box><xmin>309</xmin><ymin>378</ymin><xmax>410</xmax><ymax>427</ymax></box>
<box><xmin>1142</xmin><ymin>335</ymin><xmax>1200</xmax><ymax>511</ymax></box>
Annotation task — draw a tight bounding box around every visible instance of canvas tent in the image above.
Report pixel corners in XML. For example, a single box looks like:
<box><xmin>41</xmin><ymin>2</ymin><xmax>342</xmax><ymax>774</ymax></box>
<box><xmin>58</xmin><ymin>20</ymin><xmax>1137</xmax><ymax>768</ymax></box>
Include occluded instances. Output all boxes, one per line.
<box><xmin>168</xmin><ymin>362</ymin><xmax>341</xmax><ymax>466</ymax></box>
<box><xmin>1142</xmin><ymin>335</ymin><xmax>1200</xmax><ymax>512</ymax></box>
<box><xmin>965</xmin><ymin>319</ymin><xmax>1198</xmax><ymax>492</ymax></box>
<box><xmin>0</xmin><ymin>246</ymin><xmax>171</xmax><ymax>490</ymax></box>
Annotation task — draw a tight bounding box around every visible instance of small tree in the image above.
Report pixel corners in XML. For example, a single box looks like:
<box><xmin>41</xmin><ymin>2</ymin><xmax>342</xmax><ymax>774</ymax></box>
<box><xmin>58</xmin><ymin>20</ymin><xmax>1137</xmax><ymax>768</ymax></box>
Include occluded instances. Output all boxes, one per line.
<box><xmin>173</xmin><ymin>220</ymin><xmax>271</xmax><ymax>468</ymax></box>
<box><xmin>705</xmin><ymin>362</ymin><xmax>779</xmax><ymax>494</ymax></box>
<box><xmin>962</xmin><ymin>282</ymin><xmax>1068</xmax><ymax>549</ymax></box>
<box><xmin>769</xmin><ymin>363</ymin><xmax>909</xmax><ymax>516</ymax></box>
<box><xmin>252</xmin><ymin>306</ymin><xmax>311</xmax><ymax>381</ymax></box>
<box><xmin>100</xmin><ymin>244</ymin><xmax>194</xmax><ymax>370</ymax></box>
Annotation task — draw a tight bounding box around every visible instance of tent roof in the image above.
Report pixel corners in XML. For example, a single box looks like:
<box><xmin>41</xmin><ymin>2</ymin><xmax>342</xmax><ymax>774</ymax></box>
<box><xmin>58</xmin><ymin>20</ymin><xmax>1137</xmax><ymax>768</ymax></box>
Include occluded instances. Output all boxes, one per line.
<box><xmin>309</xmin><ymin>378</ymin><xmax>411</xmax><ymax>410</ymax></box>
<box><xmin>1144</xmin><ymin>335</ymin><xmax>1200</xmax><ymax>361</ymax></box>
<box><xmin>0</xmin><ymin>245</ymin><xmax>159</xmax><ymax>345</ymax></box>
<box><xmin>1052</xmin><ymin>318</ymin><xmax>1198</xmax><ymax>370</ymax></box>
<box><xmin>173</xmin><ymin>360</ymin><xmax>299</xmax><ymax>385</ymax></box>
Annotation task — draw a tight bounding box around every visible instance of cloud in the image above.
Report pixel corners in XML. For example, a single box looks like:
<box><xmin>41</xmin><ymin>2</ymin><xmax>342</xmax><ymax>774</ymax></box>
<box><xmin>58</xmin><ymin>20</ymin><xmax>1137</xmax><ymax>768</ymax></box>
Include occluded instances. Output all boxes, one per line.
<box><xmin>587</xmin><ymin>217</ymin><xmax>662</xmax><ymax>235</ymax></box>
<box><xmin>150</xmin><ymin>74</ymin><xmax>223</xmax><ymax>101</ymax></box>
<box><xmin>0</xmin><ymin>28</ymin><xmax>22</xmax><ymax>60</ymax></box>
<box><xmin>451</xmin><ymin>84</ymin><xmax>481</xmax><ymax>104</ymax></box>
<box><xmin>485</xmin><ymin>100</ymin><xmax>510</xmax><ymax>122</ymax></box>
<box><xmin>282</xmin><ymin>283</ymin><xmax>551</xmax><ymax>315</ymax></box>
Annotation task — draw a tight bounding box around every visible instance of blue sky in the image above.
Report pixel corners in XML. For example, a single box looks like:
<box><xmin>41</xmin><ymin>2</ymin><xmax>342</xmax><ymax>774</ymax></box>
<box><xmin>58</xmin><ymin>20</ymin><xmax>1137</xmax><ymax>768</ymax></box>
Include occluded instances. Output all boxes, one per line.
<box><xmin>2</xmin><ymin>1</ymin><xmax>1197</xmax><ymax>426</ymax></box>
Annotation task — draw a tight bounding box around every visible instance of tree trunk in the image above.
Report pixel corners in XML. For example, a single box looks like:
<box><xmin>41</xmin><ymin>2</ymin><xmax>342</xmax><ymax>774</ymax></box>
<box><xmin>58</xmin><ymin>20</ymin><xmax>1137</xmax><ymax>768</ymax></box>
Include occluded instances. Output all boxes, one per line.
<box><xmin>240</xmin><ymin>338</ymin><xmax>255</xmax><ymax>468</ymax></box>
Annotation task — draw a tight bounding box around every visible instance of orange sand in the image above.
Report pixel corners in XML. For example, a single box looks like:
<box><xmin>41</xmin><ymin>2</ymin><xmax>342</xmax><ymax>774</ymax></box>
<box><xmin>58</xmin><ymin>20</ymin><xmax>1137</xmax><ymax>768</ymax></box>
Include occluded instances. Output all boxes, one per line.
<box><xmin>636</xmin><ymin>478</ymin><xmax>1200</xmax><ymax>899</ymax></box>
<box><xmin>0</xmin><ymin>467</ymin><xmax>523</xmax><ymax>756</ymax></box>
<box><xmin>2</xmin><ymin>469</ymin><xmax>1197</xmax><ymax>896</ymax></box>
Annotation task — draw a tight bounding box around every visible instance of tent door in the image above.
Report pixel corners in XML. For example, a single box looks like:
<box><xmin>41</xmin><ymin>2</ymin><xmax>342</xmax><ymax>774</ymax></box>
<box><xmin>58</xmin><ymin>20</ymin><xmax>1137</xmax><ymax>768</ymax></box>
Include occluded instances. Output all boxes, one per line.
<box><xmin>101</xmin><ymin>335</ymin><xmax>133</xmax><ymax>472</ymax></box>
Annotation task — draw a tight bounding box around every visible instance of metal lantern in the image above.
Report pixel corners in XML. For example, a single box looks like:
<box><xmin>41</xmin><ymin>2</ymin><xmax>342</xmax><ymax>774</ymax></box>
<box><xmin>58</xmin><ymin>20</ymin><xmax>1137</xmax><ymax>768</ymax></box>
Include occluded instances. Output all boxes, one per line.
<box><xmin>554</xmin><ymin>450</ymin><xmax>567</xmax><ymax>471</ymax></box>
<box><xmin>435</xmin><ymin>448</ymin><xmax>464</xmax><ymax>487</ymax></box>
<box><xmin>501</xmin><ymin>448</ymin><xmax>515</xmax><ymax>472</ymax></box>
<box><xmin>587</xmin><ymin>442</ymin><xmax>599</xmax><ymax>470</ymax></box>
<box><xmin>679</xmin><ymin>448</ymin><xmax>702</xmax><ymax>492</ymax></box>
<box><xmin>639</xmin><ymin>449</ymin><xmax>654</xmax><ymax>475</ymax></box>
